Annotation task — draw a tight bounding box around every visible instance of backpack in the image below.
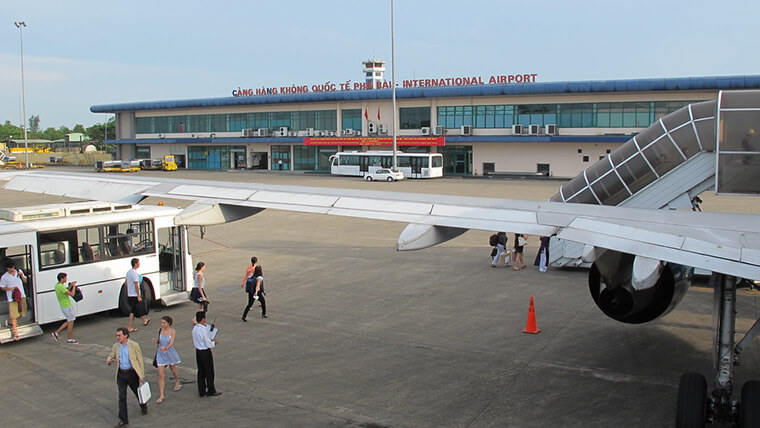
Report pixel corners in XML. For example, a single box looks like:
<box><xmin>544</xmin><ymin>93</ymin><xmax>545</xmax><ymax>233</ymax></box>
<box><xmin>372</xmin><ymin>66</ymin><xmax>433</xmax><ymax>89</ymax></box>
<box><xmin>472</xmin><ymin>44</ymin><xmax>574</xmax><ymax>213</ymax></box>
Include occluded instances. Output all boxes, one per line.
<box><xmin>489</xmin><ymin>233</ymin><xmax>497</xmax><ymax>247</ymax></box>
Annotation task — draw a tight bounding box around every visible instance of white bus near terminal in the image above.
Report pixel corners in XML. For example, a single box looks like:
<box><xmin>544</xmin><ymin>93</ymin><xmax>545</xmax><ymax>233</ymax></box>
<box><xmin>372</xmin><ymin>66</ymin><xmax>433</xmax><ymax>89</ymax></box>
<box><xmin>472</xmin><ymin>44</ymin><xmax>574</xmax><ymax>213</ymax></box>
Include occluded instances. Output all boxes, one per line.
<box><xmin>0</xmin><ymin>201</ymin><xmax>193</xmax><ymax>343</ymax></box>
<box><xmin>329</xmin><ymin>151</ymin><xmax>443</xmax><ymax>179</ymax></box>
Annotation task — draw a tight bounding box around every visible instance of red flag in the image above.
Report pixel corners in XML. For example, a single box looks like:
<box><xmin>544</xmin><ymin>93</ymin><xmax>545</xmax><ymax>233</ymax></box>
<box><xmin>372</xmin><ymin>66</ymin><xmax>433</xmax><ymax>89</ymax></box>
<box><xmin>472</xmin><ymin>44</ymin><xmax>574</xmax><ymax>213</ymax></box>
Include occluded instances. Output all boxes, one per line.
<box><xmin>364</xmin><ymin>108</ymin><xmax>368</xmax><ymax>120</ymax></box>
<box><xmin>377</xmin><ymin>107</ymin><xmax>381</xmax><ymax>120</ymax></box>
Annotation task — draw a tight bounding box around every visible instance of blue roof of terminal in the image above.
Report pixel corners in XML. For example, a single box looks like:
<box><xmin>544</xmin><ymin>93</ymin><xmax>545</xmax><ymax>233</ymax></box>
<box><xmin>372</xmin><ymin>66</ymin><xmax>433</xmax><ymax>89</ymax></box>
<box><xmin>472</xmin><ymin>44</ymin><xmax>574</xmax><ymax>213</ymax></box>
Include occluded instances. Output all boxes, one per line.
<box><xmin>91</xmin><ymin>75</ymin><xmax>760</xmax><ymax>113</ymax></box>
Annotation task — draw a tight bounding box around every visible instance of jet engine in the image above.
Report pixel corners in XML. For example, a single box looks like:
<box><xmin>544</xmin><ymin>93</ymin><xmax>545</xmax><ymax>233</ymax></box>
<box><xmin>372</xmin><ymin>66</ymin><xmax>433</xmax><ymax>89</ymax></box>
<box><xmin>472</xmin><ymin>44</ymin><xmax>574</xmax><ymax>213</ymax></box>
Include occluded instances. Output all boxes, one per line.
<box><xmin>588</xmin><ymin>251</ymin><xmax>692</xmax><ymax>324</ymax></box>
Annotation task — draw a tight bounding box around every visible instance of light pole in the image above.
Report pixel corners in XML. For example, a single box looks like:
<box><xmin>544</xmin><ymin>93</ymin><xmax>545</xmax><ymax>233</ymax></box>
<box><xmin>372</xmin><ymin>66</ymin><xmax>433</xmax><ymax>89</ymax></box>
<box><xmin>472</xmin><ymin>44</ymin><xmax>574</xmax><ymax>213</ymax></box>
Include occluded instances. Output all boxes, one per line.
<box><xmin>390</xmin><ymin>0</ymin><xmax>397</xmax><ymax>170</ymax></box>
<box><xmin>14</xmin><ymin>21</ymin><xmax>29</xmax><ymax>168</ymax></box>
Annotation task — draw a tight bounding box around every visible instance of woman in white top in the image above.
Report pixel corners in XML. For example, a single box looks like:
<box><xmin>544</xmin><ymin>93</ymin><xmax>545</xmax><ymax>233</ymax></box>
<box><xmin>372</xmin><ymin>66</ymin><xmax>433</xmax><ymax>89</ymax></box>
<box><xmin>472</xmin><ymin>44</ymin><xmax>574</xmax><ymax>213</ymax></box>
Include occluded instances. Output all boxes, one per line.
<box><xmin>190</xmin><ymin>262</ymin><xmax>208</xmax><ymax>312</ymax></box>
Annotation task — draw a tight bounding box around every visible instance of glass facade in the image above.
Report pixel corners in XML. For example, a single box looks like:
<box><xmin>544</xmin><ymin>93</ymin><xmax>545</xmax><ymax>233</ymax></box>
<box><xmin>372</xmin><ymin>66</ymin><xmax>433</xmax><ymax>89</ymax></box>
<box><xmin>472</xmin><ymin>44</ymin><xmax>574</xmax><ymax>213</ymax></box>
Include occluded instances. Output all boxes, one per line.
<box><xmin>400</xmin><ymin>107</ymin><xmax>431</xmax><ymax>129</ymax></box>
<box><xmin>134</xmin><ymin>101</ymin><xmax>697</xmax><ymax>134</ymax></box>
<box><xmin>136</xmin><ymin>110</ymin><xmax>338</xmax><ymax>134</ymax></box>
<box><xmin>341</xmin><ymin>109</ymin><xmax>362</xmax><ymax>131</ymax></box>
<box><xmin>294</xmin><ymin>145</ymin><xmax>338</xmax><ymax>172</ymax></box>
<box><xmin>187</xmin><ymin>145</ymin><xmax>245</xmax><ymax>169</ymax></box>
<box><xmin>437</xmin><ymin>101</ymin><xmax>695</xmax><ymax>129</ymax></box>
<box><xmin>271</xmin><ymin>145</ymin><xmax>291</xmax><ymax>170</ymax></box>
<box><xmin>441</xmin><ymin>145</ymin><xmax>472</xmax><ymax>175</ymax></box>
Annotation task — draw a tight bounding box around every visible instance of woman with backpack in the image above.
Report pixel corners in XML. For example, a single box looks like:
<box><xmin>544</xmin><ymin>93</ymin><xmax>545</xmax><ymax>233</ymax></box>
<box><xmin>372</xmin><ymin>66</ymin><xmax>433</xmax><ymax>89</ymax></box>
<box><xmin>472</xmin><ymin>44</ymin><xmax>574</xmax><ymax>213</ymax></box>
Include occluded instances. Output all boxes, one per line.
<box><xmin>490</xmin><ymin>232</ymin><xmax>509</xmax><ymax>267</ymax></box>
<box><xmin>242</xmin><ymin>265</ymin><xmax>266</xmax><ymax>321</ymax></box>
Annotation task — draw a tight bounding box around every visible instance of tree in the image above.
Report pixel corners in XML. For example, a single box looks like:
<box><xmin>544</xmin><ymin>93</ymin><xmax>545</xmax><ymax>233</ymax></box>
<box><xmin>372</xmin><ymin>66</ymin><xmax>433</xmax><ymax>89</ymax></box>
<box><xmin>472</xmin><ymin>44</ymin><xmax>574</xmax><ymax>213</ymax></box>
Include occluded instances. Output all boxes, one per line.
<box><xmin>39</xmin><ymin>127</ymin><xmax>63</xmax><ymax>141</ymax></box>
<box><xmin>0</xmin><ymin>122</ymin><xmax>23</xmax><ymax>142</ymax></box>
<box><xmin>72</xmin><ymin>124</ymin><xmax>86</xmax><ymax>134</ymax></box>
<box><xmin>28</xmin><ymin>115</ymin><xmax>40</xmax><ymax>132</ymax></box>
<box><xmin>85</xmin><ymin>117</ymin><xmax>115</xmax><ymax>144</ymax></box>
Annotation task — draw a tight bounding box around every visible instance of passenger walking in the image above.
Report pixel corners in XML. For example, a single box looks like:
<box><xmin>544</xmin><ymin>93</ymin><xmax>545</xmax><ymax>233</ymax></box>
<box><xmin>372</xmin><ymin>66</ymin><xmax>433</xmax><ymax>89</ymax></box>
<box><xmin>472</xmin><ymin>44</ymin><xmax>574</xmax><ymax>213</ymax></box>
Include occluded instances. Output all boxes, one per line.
<box><xmin>106</xmin><ymin>327</ymin><xmax>148</xmax><ymax>426</ymax></box>
<box><xmin>513</xmin><ymin>234</ymin><xmax>528</xmax><ymax>270</ymax></box>
<box><xmin>0</xmin><ymin>261</ymin><xmax>27</xmax><ymax>341</ymax></box>
<box><xmin>242</xmin><ymin>265</ymin><xmax>266</xmax><ymax>320</ymax></box>
<box><xmin>240</xmin><ymin>256</ymin><xmax>257</xmax><ymax>287</ymax></box>
<box><xmin>192</xmin><ymin>311</ymin><xmax>221</xmax><ymax>397</ymax></box>
<box><xmin>491</xmin><ymin>232</ymin><xmax>510</xmax><ymax>267</ymax></box>
<box><xmin>151</xmin><ymin>316</ymin><xmax>182</xmax><ymax>404</ymax></box>
<box><xmin>534</xmin><ymin>236</ymin><xmax>550</xmax><ymax>273</ymax></box>
<box><xmin>240</xmin><ymin>256</ymin><xmax>258</xmax><ymax>320</ymax></box>
<box><xmin>190</xmin><ymin>262</ymin><xmax>209</xmax><ymax>312</ymax></box>
<box><xmin>126</xmin><ymin>258</ymin><xmax>150</xmax><ymax>333</ymax></box>
<box><xmin>52</xmin><ymin>272</ymin><xmax>78</xmax><ymax>343</ymax></box>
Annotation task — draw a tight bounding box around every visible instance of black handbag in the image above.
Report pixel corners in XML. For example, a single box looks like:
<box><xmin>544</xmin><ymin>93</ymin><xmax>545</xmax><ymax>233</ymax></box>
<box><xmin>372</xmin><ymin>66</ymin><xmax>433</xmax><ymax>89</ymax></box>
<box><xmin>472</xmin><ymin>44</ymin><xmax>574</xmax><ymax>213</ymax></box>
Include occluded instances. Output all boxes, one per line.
<box><xmin>71</xmin><ymin>286</ymin><xmax>83</xmax><ymax>302</ymax></box>
<box><xmin>152</xmin><ymin>328</ymin><xmax>160</xmax><ymax>368</ymax></box>
<box><xmin>134</xmin><ymin>299</ymin><xmax>149</xmax><ymax>317</ymax></box>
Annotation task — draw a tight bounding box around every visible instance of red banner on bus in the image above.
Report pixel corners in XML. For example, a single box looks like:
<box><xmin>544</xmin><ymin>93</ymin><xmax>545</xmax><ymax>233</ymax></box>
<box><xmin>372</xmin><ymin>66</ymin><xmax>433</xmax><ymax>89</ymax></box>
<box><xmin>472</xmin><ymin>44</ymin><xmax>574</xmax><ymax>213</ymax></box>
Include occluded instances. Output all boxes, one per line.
<box><xmin>303</xmin><ymin>136</ymin><xmax>444</xmax><ymax>146</ymax></box>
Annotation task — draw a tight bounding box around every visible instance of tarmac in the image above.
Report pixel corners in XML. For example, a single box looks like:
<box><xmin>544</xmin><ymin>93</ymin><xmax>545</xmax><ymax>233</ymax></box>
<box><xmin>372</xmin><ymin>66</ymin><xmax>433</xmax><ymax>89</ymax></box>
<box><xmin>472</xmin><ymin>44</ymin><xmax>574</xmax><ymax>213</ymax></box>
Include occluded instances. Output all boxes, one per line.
<box><xmin>1</xmin><ymin>167</ymin><xmax>760</xmax><ymax>427</ymax></box>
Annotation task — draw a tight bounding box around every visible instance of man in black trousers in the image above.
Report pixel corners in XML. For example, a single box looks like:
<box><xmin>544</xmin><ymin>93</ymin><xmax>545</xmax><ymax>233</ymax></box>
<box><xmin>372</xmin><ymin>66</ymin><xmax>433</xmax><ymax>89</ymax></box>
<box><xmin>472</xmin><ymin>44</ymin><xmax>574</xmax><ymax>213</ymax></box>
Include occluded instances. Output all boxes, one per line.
<box><xmin>107</xmin><ymin>327</ymin><xmax>148</xmax><ymax>427</ymax></box>
<box><xmin>192</xmin><ymin>311</ymin><xmax>221</xmax><ymax>397</ymax></box>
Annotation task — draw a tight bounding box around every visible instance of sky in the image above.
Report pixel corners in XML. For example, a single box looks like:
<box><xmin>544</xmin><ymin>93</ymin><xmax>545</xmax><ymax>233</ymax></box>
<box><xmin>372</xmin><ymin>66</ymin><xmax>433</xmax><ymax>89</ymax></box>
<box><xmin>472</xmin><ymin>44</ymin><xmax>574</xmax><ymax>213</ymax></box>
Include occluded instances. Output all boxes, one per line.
<box><xmin>1</xmin><ymin>0</ymin><xmax>759</xmax><ymax>129</ymax></box>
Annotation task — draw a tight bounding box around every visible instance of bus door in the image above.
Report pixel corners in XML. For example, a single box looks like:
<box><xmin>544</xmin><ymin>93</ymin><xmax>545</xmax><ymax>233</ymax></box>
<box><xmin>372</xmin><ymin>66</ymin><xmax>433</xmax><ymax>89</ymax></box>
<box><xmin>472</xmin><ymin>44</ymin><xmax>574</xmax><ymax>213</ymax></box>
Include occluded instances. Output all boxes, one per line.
<box><xmin>157</xmin><ymin>226</ymin><xmax>188</xmax><ymax>303</ymax></box>
<box><xmin>0</xmin><ymin>244</ymin><xmax>42</xmax><ymax>343</ymax></box>
<box><xmin>359</xmin><ymin>156</ymin><xmax>371</xmax><ymax>174</ymax></box>
<box><xmin>409</xmin><ymin>157</ymin><xmax>423</xmax><ymax>178</ymax></box>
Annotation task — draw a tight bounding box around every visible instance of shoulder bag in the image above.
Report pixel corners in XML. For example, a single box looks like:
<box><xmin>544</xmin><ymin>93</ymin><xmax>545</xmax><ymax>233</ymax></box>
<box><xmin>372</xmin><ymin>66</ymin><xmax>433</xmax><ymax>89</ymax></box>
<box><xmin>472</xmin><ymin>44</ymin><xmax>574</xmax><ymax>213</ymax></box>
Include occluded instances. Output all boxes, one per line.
<box><xmin>152</xmin><ymin>328</ymin><xmax>161</xmax><ymax>368</ymax></box>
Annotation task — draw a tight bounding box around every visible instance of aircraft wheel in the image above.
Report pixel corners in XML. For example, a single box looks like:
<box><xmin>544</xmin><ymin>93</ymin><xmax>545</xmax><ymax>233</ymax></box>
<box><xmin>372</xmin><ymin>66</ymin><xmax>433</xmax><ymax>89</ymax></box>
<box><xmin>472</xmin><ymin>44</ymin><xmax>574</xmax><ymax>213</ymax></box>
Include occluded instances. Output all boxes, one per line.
<box><xmin>741</xmin><ymin>380</ymin><xmax>760</xmax><ymax>428</ymax></box>
<box><xmin>676</xmin><ymin>372</ymin><xmax>707</xmax><ymax>428</ymax></box>
<box><xmin>386</xmin><ymin>177</ymin><xmax>394</xmax><ymax>182</ymax></box>
<box><xmin>365</xmin><ymin>176</ymin><xmax>373</xmax><ymax>181</ymax></box>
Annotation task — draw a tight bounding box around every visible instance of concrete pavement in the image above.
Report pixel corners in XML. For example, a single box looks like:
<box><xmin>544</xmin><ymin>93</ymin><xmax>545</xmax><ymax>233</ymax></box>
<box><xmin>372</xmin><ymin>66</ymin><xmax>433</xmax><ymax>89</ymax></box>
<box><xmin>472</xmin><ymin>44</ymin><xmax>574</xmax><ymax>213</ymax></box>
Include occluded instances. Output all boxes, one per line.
<box><xmin>1</xmin><ymin>168</ymin><xmax>759</xmax><ymax>427</ymax></box>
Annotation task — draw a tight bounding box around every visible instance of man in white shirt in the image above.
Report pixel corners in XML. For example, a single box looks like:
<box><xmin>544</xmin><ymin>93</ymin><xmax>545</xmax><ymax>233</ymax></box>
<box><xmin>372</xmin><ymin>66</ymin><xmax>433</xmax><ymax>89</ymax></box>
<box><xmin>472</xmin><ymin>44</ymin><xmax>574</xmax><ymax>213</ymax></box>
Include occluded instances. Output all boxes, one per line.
<box><xmin>125</xmin><ymin>258</ymin><xmax>150</xmax><ymax>332</ymax></box>
<box><xmin>192</xmin><ymin>311</ymin><xmax>220</xmax><ymax>397</ymax></box>
<box><xmin>0</xmin><ymin>262</ymin><xmax>27</xmax><ymax>341</ymax></box>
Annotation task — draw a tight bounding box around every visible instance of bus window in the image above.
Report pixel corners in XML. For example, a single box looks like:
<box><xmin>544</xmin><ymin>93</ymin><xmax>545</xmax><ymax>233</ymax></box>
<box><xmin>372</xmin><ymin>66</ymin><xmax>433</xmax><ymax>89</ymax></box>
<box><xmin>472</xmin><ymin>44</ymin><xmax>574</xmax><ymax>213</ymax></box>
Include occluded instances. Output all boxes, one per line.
<box><xmin>105</xmin><ymin>221</ymin><xmax>155</xmax><ymax>258</ymax></box>
<box><xmin>432</xmin><ymin>155</ymin><xmax>443</xmax><ymax>168</ymax></box>
<box><xmin>77</xmin><ymin>227</ymin><xmax>101</xmax><ymax>261</ymax></box>
<box><xmin>38</xmin><ymin>229</ymin><xmax>77</xmax><ymax>269</ymax></box>
<box><xmin>39</xmin><ymin>241</ymin><xmax>69</xmax><ymax>268</ymax></box>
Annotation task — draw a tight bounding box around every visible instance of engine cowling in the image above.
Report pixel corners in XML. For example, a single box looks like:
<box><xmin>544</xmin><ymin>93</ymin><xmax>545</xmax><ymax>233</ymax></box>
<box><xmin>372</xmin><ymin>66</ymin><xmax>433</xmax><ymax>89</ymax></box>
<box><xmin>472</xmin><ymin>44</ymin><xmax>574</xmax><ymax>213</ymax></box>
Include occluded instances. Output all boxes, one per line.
<box><xmin>588</xmin><ymin>251</ymin><xmax>692</xmax><ymax>324</ymax></box>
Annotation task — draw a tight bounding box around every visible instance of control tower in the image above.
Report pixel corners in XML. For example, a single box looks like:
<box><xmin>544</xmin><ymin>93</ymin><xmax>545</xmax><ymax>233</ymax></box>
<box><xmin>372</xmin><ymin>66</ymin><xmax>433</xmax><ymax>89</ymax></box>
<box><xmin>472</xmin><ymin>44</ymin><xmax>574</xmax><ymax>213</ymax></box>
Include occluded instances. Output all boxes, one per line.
<box><xmin>362</xmin><ymin>59</ymin><xmax>386</xmax><ymax>89</ymax></box>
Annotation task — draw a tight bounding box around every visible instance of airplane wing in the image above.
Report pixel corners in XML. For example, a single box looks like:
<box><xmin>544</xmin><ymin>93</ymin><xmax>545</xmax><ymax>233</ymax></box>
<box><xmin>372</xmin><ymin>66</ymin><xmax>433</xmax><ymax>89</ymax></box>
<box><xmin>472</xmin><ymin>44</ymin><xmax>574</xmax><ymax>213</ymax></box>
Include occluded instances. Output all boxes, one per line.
<box><xmin>1</xmin><ymin>170</ymin><xmax>759</xmax><ymax>280</ymax></box>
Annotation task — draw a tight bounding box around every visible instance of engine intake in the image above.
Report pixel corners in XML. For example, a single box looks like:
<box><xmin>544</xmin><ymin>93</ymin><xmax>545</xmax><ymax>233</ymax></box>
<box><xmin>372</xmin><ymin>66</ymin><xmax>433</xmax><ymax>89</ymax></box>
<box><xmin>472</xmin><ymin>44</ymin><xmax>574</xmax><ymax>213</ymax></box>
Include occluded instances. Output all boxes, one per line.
<box><xmin>589</xmin><ymin>252</ymin><xmax>692</xmax><ymax>324</ymax></box>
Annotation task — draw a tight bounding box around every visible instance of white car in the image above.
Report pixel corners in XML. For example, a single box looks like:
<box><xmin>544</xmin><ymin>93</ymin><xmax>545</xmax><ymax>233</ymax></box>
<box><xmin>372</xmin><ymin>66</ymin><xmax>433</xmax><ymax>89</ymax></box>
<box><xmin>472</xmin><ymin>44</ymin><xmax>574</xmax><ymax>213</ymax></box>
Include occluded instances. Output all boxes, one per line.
<box><xmin>364</xmin><ymin>168</ymin><xmax>405</xmax><ymax>182</ymax></box>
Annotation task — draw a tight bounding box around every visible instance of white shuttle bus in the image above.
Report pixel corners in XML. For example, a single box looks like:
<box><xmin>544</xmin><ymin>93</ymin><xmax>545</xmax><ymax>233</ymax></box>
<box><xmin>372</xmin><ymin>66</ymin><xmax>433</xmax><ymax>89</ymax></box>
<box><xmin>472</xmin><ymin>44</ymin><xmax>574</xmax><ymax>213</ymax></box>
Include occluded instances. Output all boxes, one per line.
<box><xmin>0</xmin><ymin>201</ymin><xmax>193</xmax><ymax>343</ymax></box>
<box><xmin>329</xmin><ymin>151</ymin><xmax>444</xmax><ymax>178</ymax></box>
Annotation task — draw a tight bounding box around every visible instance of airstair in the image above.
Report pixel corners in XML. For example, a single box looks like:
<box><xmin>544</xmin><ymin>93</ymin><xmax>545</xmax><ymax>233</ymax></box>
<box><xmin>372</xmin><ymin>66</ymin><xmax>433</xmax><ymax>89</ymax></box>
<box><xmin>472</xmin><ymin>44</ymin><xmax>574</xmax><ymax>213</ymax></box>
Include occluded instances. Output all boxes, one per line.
<box><xmin>548</xmin><ymin>90</ymin><xmax>760</xmax><ymax>267</ymax></box>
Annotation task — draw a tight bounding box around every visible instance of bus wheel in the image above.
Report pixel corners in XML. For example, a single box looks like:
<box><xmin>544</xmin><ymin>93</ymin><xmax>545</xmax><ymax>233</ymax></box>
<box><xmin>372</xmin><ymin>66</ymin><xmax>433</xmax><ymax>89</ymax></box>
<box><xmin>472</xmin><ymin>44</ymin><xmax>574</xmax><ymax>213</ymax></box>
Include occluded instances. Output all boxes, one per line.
<box><xmin>140</xmin><ymin>280</ymin><xmax>154</xmax><ymax>314</ymax></box>
<box><xmin>118</xmin><ymin>280</ymin><xmax>154</xmax><ymax>316</ymax></box>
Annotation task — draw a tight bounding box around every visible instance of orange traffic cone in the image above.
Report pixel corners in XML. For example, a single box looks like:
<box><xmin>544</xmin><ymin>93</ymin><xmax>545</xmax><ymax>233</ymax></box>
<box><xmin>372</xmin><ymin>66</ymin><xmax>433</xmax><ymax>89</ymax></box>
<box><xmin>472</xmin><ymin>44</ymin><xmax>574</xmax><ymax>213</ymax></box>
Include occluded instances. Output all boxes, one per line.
<box><xmin>522</xmin><ymin>296</ymin><xmax>541</xmax><ymax>334</ymax></box>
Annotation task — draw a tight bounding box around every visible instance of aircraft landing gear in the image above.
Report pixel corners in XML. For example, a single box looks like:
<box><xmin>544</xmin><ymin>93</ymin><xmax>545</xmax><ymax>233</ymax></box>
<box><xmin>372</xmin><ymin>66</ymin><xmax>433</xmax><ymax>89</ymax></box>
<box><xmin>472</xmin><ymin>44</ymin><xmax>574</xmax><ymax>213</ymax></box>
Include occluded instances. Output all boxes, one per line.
<box><xmin>676</xmin><ymin>273</ymin><xmax>760</xmax><ymax>427</ymax></box>
<box><xmin>676</xmin><ymin>372</ymin><xmax>707</xmax><ymax>427</ymax></box>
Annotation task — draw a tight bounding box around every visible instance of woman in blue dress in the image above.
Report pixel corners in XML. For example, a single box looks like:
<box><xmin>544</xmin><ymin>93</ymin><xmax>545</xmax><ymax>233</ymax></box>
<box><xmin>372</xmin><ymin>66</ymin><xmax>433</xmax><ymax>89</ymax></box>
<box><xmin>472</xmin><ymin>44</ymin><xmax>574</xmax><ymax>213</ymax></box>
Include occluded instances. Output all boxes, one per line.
<box><xmin>152</xmin><ymin>315</ymin><xmax>182</xmax><ymax>403</ymax></box>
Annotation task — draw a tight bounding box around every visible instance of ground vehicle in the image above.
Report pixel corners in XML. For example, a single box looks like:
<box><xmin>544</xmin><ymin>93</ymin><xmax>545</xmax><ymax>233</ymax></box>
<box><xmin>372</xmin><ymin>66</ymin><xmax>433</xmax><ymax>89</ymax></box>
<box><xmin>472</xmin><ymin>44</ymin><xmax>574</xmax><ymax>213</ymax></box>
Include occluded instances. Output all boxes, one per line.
<box><xmin>365</xmin><ymin>167</ymin><xmax>405</xmax><ymax>182</ymax></box>
<box><xmin>120</xmin><ymin>159</ymin><xmax>141</xmax><ymax>172</ymax></box>
<box><xmin>139</xmin><ymin>155</ymin><xmax>178</xmax><ymax>171</ymax></box>
<box><xmin>95</xmin><ymin>160</ymin><xmax>121</xmax><ymax>172</ymax></box>
<box><xmin>0</xmin><ymin>201</ymin><xmax>193</xmax><ymax>343</ymax></box>
<box><xmin>329</xmin><ymin>151</ymin><xmax>443</xmax><ymax>178</ymax></box>
<box><xmin>95</xmin><ymin>159</ymin><xmax>140</xmax><ymax>172</ymax></box>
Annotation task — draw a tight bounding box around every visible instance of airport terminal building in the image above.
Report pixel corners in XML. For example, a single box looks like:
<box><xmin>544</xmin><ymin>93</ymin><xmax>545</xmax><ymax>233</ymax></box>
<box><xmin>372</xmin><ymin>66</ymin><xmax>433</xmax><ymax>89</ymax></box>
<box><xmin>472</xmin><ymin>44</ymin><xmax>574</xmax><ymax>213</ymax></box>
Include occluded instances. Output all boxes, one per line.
<box><xmin>91</xmin><ymin>64</ymin><xmax>760</xmax><ymax>178</ymax></box>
